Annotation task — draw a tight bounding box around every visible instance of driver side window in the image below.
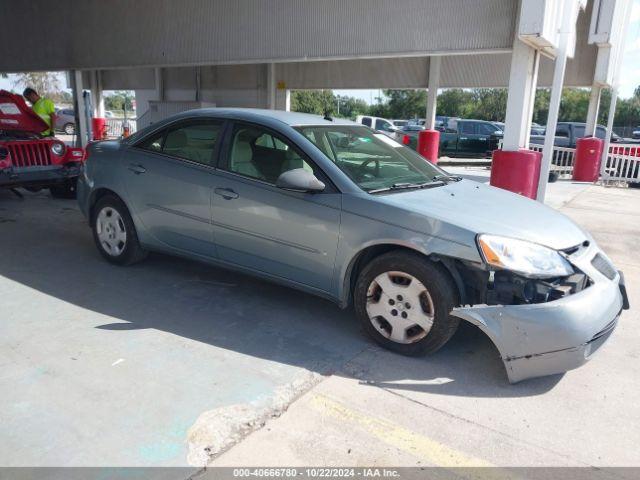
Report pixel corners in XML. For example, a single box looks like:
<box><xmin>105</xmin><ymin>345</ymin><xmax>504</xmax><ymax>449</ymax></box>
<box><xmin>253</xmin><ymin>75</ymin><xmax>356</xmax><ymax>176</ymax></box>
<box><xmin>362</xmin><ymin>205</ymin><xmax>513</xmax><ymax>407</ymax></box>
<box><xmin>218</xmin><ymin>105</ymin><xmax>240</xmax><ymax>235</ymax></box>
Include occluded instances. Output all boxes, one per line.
<box><xmin>226</xmin><ymin>124</ymin><xmax>313</xmax><ymax>184</ymax></box>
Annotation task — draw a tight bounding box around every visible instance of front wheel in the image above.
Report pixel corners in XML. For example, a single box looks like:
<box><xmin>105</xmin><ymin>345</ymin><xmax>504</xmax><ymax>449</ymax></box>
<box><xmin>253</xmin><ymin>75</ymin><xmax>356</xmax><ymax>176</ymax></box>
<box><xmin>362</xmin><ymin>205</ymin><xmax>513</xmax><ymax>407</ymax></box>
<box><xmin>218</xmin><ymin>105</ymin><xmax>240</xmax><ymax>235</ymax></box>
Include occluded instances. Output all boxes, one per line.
<box><xmin>354</xmin><ymin>251</ymin><xmax>459</xmax><ymax>356</ymax></box>
<box><xmin>92</xmin><ymin>195</ymin><xmax>148</xmax><ymax>265</ymax></box>
<box><xmin>64</xmin><ymin>123</ymin><xmax>75</xmax><ymax>135</ymax></box>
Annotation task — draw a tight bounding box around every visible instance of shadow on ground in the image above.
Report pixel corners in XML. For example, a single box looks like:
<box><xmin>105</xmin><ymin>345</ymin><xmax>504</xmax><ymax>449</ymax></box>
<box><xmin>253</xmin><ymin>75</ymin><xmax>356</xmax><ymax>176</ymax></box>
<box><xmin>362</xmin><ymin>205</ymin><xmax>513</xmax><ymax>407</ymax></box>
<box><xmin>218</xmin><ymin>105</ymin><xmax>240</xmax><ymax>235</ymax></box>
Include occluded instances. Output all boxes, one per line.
<box><xmin>0</xmin><ymin>190</ymin><xmax>560</xmax><ymax>398</ymax></box>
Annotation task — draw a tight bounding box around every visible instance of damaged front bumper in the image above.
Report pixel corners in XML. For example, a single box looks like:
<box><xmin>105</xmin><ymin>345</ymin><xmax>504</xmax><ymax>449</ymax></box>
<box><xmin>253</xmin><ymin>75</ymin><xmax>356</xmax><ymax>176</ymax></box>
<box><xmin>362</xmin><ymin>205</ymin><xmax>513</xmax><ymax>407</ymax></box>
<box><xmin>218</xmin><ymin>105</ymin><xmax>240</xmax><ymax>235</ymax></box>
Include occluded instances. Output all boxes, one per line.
<box><xmin>0</xmin><ymin>163</ymin><xmax>81</xmax><ymax>189</ymax></box>
<box><xmin>452</xmin><ymin>243</ymin><xmax>628</xmax><ymax>383</ymax></box>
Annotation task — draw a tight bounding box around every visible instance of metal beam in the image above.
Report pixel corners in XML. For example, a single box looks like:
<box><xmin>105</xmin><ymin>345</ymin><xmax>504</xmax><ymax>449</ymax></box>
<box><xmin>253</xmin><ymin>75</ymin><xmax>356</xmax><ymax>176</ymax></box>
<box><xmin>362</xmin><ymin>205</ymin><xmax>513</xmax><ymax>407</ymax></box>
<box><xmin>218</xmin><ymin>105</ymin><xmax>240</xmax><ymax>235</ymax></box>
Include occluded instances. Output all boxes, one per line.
<box><xmin>267</xmin><ymin>63</ymin><xmax>276</xmax><ymax>110</ymax></box>
<box><xmin>585</xmin><ymin>85</ymin><xmax>601</xmax><ymax>137</ymax></box>
<box><xmin>70</xmin><ymin>70</ymin><xmax>89</xmax><ymax>147</ymax></box>
<box><xmin>425</xmin><ymin>56</ymin><xmax>441</xmax><ymax>130</ymax></box>
<box><xmin>502</xmin><ymin>39</ymin><xmax>539</xmax><ymax>151</ymax></box>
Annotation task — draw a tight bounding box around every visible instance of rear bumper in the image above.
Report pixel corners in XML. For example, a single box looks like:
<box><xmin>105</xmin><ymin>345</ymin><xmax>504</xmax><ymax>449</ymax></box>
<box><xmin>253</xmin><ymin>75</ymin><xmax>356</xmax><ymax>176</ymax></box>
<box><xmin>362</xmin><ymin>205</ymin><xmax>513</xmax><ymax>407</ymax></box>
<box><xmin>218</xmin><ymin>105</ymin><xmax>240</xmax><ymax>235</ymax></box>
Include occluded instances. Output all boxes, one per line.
<box><xmin>452</xmin><ymin>244</ymin><xmax>627</xmax><ymax>383</ymax></box>
<box><xmin>0</xmin><ymin>163</ymin><xmax>81</xmax><ymax>188</ymax></box>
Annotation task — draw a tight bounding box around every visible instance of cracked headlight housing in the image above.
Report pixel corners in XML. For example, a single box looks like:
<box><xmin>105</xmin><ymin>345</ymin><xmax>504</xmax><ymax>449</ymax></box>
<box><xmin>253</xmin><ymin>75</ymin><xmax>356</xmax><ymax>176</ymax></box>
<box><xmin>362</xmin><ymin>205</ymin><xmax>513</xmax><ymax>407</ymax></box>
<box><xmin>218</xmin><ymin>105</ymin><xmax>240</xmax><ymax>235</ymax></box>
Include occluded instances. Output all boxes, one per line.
<box><xmin>477</xmin><ymin>234</ymin><xmax>574</xmax><ymax>278</ymax></box>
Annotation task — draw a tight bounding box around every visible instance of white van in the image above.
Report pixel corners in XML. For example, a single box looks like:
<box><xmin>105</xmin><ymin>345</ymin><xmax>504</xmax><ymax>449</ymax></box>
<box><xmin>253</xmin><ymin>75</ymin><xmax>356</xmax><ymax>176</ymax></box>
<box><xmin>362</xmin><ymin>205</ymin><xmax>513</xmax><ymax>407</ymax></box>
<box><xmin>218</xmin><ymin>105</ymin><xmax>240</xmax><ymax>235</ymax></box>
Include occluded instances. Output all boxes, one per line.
<box><xmin>355</xmin><ymin>115</ymin><xmax>399</xmax><ymax>138</ymax></box>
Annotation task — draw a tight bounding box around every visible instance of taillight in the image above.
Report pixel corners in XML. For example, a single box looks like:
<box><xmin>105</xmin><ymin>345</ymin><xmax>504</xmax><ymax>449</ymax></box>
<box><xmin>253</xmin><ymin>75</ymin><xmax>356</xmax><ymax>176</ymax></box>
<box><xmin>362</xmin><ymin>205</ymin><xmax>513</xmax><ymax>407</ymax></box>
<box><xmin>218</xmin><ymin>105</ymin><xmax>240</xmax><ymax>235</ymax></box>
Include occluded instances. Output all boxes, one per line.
<box><xmin>402</xmin><ymin>135</ymin><xmax>411</xmax><ymax>146</ymax></box>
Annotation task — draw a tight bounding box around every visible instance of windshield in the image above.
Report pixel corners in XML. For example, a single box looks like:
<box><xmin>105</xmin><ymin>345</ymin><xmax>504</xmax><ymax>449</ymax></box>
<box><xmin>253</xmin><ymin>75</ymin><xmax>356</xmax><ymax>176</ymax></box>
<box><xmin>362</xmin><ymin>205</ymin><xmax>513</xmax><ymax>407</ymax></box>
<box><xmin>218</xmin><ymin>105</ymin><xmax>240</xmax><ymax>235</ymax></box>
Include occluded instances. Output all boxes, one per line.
<box><xmin>295</xmin><ymin>125</ymin><xmax>445</xmax><ymax>193</ymax></box>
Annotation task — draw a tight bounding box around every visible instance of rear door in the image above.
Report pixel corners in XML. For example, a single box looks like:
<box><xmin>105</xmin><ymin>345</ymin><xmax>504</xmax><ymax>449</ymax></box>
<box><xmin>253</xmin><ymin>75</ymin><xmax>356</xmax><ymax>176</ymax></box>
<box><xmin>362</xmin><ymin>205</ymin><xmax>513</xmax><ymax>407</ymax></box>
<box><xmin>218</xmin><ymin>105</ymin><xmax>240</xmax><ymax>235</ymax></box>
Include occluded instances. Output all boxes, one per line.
<box><xmin>123</xmin><ymin>119</ymin><xmax>224</xmax><ymax>257</ymax></box>
<box><xmin>209</xmin><ymin>122</ymin><xmax>341</xmax><ymax>293</ymax></box>
<box><xmin>456</xmin><ymin>121</ymin><xmax>478</xmax><ymax>156</ymax></box>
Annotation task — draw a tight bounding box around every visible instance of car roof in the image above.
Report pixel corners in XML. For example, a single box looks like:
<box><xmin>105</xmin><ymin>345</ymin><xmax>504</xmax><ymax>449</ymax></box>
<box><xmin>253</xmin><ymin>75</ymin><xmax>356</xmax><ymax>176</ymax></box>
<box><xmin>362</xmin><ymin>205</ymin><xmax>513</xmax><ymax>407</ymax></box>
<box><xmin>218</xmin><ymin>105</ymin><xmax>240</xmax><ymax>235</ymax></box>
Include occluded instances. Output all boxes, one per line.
<box><xmin>185</xmin><ymin>108</ymin><xmax>357</xmax><ymax>127</ymax></box>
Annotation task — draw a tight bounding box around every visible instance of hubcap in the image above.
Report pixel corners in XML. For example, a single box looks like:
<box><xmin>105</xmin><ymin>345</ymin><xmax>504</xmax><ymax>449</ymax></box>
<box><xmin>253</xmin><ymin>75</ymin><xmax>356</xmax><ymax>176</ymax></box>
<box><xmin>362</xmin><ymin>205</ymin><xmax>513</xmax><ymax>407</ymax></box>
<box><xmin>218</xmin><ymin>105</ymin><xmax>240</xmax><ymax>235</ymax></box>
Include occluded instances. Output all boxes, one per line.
<box><xmin>366</xmin><ymin>271</ymin><xmax>435</xmax><ymax>344</ymax></box>
<box><xmin>96</xmin><ymin>207</ymin><xmax>127</xmax><ymax>256</ymax></box>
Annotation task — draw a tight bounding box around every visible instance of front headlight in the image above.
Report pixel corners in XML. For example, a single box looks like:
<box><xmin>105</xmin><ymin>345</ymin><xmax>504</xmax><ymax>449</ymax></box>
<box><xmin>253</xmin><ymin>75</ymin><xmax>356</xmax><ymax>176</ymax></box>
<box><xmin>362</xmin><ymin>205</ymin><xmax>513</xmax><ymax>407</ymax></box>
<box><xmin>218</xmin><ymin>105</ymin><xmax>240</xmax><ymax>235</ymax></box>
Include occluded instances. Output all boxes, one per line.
<box><xmin>477</xmin><ymin>234</ymin><xmax>573</xmax><ymax>278</ymax></box>
<box><xmin>51</xmin><ymin>142</ymin><xmax>66</xmax><ymax>156</ymax></box>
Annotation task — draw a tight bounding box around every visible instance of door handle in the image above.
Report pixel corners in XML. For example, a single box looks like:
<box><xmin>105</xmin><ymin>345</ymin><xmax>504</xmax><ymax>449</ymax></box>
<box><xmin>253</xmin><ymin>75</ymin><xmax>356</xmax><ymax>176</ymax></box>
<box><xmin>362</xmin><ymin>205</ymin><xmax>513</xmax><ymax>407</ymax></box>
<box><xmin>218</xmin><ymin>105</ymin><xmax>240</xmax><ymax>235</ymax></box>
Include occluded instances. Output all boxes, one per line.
<box><xmin>128</xmin><ymin>164</ymin><xmax>146</xmax><ymax>174</ymax></box>
<box><xmin>459</xmin><ymin>137</ymin><xmax>468</xmax><ymax>140</ymax></box>
<box><xmin>214</xmin><ymin>187</ymin><xmax>239</xmax><ymax>200</ymax></box>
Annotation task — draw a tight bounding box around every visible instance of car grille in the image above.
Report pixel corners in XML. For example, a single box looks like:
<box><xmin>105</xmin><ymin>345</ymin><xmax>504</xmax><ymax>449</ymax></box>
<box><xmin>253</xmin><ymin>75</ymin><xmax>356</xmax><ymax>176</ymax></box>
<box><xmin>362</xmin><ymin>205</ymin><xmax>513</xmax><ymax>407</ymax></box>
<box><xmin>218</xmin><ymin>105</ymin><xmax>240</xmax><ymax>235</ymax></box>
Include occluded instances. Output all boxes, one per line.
<box><xmin>6</xmin><ymin>142</ymin><xmax>52</xmax><ymax>167</ymax></box>
<box><xmin>591</xmin><ymin>253</ymin><xmax>617</xmax><ymax>280</ymax></box>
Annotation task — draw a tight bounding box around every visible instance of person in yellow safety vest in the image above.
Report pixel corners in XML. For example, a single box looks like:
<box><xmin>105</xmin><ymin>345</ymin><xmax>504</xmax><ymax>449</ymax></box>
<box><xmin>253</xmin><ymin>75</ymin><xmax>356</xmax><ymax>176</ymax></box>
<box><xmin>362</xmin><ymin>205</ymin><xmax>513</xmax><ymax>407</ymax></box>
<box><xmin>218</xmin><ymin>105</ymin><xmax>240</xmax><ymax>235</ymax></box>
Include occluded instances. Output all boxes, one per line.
<box><xmin>23</xmin><ymin>87</ymin><xmax>57</xmax><ymax>137</ymax></box>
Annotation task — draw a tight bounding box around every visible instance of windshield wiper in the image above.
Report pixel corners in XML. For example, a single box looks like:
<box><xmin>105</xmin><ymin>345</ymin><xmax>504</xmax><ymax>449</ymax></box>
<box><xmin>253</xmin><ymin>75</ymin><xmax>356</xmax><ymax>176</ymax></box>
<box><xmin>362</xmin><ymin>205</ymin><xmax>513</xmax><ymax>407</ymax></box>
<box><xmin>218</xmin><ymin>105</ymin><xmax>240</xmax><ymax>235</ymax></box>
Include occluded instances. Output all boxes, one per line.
<box><xmin>432</xmin><ymin>174</ymin><xmax>463</xmax><ymax>182</ymax></box>
<box><xmin>368</xmin><ymin>181</ymin><xmax>445</xmax><ymax>194</ymax></box>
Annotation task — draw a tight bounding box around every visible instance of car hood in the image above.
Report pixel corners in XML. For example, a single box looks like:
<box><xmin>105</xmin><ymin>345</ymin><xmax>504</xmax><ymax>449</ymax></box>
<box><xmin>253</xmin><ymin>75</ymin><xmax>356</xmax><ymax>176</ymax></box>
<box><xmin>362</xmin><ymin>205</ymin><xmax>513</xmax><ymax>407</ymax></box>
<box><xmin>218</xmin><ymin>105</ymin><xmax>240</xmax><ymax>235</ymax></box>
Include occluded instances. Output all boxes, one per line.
<box><xmin>0</xmin><ymin>90</ymin><xmax>48</xmax><ymax>133</ymax></box>
<box><xmin>370</xmin><ymin>180</ymin><xmax>588</xmax><ymax>251</ymax></box>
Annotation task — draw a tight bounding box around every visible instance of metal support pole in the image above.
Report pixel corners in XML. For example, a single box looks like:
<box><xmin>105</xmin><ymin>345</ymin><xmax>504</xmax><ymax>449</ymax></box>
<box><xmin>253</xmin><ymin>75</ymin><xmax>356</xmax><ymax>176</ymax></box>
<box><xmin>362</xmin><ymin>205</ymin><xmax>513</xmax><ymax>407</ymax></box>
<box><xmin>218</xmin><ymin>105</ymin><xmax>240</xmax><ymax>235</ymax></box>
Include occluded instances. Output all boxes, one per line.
<box><xmin>600</xmin><ymin>0</ymin><xmax>632</xmax><ymax>176</ymax></box>
<box><xmin>502</xmin><ymin>39</ymin><xmax>540</xmax><ymax>151</ymax></box>
<box><xmin>90</xmin><ymin>70</ymin><xmax>104</xmax><ymax>117</ymax></box>
<box><xmin>536</xmin><ymin>40</ymin><xmax>569</xmax><ymax>202</ymax></box>
<box><xmin>267</xmin><ymin>63</ymin><xmax>276</xmax><ymax>110</ymax></box>
<box><xmin>585</xmin><ymin>85</ymin><xmax>601</xmax><ymax>137</ymax></box>
<box><xmin>154</xmin><ymin>67</ymin><xmax>164</xmax><ymax>101</ymax></box>
<box><xmin>425</xmin><ymin>56</ymin><xmax>441</xmax><ymax>130</ymax></box>
<box><xmin>70</xmin><ymin>70</ymin><xmax>89</xmax><ymax>147</ymax></box>
<box><xmin>195</xmin><ymin>67</ymin><xmax>201</xmax><ymax>102</ymax></box>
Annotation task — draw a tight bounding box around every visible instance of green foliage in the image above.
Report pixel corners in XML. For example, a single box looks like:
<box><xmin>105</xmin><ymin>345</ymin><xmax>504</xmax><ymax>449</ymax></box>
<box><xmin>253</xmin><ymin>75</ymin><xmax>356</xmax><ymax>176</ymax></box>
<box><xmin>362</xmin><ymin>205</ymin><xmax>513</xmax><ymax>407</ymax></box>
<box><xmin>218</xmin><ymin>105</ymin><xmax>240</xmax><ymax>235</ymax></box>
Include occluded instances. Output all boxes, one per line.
<box><xmin>104</xmin><ymin>91</ymin><xmax>134</xmax><ymax>112</ymax></box>
<box><xmin>336</xmin><ymin>95</ymin><xmax>369</xmax><ymax>118</ymax></box>
<box><xmin>290</xmin><ymin>90</ymin><xmax>336</xmax><ymax>117</ymax></box>
<box><xmin>291</xmin><ymin>85</ymin><xmax>640</xmax><ymax>129</ymax></box>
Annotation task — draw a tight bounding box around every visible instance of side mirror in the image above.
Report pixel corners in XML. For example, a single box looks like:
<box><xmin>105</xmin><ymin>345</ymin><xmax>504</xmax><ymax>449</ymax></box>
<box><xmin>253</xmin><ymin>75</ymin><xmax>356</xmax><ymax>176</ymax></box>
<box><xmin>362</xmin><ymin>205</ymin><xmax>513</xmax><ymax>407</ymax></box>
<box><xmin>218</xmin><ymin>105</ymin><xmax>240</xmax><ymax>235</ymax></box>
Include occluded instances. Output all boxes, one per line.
<box><xmin>276</xmin><ymin>168</ymin><xmax>325</xmax><ymax>193</ymax></box>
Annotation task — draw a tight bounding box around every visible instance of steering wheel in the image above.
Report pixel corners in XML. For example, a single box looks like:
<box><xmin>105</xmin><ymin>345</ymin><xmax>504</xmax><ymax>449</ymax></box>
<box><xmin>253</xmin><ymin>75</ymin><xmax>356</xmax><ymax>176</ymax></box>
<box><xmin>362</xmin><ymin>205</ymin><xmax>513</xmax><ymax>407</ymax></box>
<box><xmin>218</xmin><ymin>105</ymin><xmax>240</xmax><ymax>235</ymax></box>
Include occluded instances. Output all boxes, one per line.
<box><xmin>359</xmin><ymin>158</ymin><xmax>380</xmax><ymax>178</ymax></box>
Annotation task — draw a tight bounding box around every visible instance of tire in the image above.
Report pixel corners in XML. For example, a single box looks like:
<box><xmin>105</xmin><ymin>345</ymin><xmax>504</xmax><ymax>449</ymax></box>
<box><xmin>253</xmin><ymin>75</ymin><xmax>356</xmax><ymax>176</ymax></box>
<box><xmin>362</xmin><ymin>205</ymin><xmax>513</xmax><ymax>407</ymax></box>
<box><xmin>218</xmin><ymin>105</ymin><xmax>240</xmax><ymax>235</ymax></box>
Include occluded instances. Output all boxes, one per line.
<box><xmin>64</xmin><ymin>123</ymin><xmax>75</xmax><ymax>135</ymax></box>
<box><xmin>91</xmin><ymin>194</ymin><xmax>148</xmax><ymax>265</ymax></box>
<box><xmin>49</xmin><ymin>178</ymin><xmax>77</xmax><ymax>199</ymax></box>
<box><xmin>354</xmin><ymin>251</ymin><xmax>460</xmax><ymax>356</ymax></box>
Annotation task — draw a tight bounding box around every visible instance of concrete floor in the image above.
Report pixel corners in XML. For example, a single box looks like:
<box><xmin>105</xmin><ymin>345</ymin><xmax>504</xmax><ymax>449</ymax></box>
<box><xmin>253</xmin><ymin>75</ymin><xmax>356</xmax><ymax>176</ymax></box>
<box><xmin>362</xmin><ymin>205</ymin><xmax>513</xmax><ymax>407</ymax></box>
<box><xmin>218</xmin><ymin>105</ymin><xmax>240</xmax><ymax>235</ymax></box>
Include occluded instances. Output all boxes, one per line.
<box><xmin>1</xmin><ymin>179</ymin><xmax>638</xmax><ymax>469</ymax></box>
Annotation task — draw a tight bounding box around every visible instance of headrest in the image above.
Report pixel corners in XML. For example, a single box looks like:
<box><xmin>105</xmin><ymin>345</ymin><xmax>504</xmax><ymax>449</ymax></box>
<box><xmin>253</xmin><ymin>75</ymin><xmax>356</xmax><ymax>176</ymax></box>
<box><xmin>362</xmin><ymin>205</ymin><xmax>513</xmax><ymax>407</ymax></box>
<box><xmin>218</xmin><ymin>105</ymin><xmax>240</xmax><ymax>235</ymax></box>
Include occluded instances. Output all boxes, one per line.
<box><xmin>164</xmin><ymin>129</ymin><xmax>188</xmax><ymax>149</ymax></box>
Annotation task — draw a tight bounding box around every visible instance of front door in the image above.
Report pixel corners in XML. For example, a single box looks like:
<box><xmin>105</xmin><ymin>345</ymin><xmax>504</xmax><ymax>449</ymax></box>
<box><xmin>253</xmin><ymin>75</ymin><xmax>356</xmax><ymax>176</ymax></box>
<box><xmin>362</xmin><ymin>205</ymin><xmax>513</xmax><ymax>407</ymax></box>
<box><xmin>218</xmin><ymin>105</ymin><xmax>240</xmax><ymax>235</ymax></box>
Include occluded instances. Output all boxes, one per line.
<box><xmin>123</xmin><ymin>119</ymin><xmax>224</xmax><ymax>258</ymax></box>
<box><xmin>210</xmin><ymin>122</ymin><xmax>341</xmax><ymax>293</ymax></box>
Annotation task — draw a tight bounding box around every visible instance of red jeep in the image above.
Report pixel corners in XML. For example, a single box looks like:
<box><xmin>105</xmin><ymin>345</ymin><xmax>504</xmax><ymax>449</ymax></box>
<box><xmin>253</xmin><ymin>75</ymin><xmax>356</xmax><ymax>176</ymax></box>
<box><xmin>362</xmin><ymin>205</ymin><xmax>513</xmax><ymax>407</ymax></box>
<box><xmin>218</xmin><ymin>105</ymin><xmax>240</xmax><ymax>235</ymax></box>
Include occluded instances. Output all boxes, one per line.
<box><xmin>0</xmin><ymin>90</ymin><xmax>85</xmax><ymax>198</ymax></box>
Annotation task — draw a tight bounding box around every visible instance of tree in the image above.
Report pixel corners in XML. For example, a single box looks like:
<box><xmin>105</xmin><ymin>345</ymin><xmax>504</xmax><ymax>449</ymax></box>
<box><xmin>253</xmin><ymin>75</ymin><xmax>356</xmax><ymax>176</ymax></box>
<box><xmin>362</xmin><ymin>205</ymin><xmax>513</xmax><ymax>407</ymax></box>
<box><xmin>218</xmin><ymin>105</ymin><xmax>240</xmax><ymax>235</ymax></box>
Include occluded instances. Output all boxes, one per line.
<box><xmin>335</xmin><ymin>95</ymin><xmax>369</xmax><ymax>119</ymax></box>
<box><xmin>436</xmin><ymin>89</ymin><xmax>475</xmax><ymax>118</ymax></box>
<box><xmin>382</xmin><ymin>89</ymin><xmax>427</xmax><ymax>119</ymax></box>
<box><xmin>12</xmin><ymin>71</ymin><xmax>61</xmax><ymax>96</ymax></box>
<box><xmin>104</xmin><ymin>91</ymin><xmax>134</xmax><ymax>112</ymax></box>
<box><xmin>291</xmin><ymin>90</ymin><xmax>336</xmax><ymax>116</ymax></box>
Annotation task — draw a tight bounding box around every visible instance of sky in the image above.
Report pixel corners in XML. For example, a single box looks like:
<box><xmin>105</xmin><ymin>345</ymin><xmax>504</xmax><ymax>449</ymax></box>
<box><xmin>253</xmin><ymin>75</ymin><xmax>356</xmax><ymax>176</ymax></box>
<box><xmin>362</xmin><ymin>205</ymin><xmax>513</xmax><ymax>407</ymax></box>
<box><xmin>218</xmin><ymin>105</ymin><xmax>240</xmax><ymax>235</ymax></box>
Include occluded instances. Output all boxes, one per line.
<box><xmin>2</xmin><ymin>0</ymin><xmax>639</xmax><ymax>103</ymax></box>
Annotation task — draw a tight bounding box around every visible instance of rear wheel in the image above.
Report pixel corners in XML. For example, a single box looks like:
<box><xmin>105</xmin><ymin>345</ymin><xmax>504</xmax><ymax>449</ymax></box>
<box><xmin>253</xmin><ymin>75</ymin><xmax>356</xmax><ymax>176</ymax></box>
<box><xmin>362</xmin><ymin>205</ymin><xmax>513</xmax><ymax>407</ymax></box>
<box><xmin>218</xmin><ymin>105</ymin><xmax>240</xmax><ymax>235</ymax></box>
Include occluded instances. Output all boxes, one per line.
<box><xmin>354</xmin><ymin>251</ymin><xmax>459</xmax><ymax>356</ymax></box>
<box><xmin>49</xmin><ymin>179</ymin><xmax>77</xmax><ymax>199</ymax></box>
<box><xmin>92</xmin><ymin>195</ymin><xmax>147</xmax><ymax>265</ymax></box>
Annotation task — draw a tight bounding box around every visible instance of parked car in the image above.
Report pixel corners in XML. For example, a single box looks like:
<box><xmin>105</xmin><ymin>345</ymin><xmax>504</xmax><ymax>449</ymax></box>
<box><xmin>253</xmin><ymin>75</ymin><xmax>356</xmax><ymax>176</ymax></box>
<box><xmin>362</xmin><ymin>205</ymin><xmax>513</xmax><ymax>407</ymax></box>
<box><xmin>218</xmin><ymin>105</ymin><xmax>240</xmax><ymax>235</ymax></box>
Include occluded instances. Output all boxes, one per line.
<box><xmin>399</xmin><ymin>118</ymin><xmax>502</xmax><ymax>157</ymax></box>
<box><xmin>0</xmin><ymin>90</ymin><xmax>85</xmax><ymax>197</ymax></box>
<box><xmin>632</xmin><ymin>127</ymin><xmax>640</xmax><ymax>140</ymax></box>
<box><xmin>530</xmin><ymin>122</ymin><xmax>622</xmax><ymax>148</ymax></box>
<box><xmin>530</xmin><ymin>122</ymin><xmax>546</xmax><ymax>136</ymax></box>
<box><xmin>77</xmin><ymin>108</ymin><xmax>628</xmax><ymax>383</ymax></box>
<box><xmin>54</xmin><ymin>108</ymin><xmax>76</xmax><ymax>135</ymax></box>
<box><xmin>355</xmin><ymin>115</ymin><xmax>399</xmax><ymax>138</ymax></box>
<box><xmin>392</xmin><ymin>119</ymin><xmax>408</xmax><ymax>128</ymax></box>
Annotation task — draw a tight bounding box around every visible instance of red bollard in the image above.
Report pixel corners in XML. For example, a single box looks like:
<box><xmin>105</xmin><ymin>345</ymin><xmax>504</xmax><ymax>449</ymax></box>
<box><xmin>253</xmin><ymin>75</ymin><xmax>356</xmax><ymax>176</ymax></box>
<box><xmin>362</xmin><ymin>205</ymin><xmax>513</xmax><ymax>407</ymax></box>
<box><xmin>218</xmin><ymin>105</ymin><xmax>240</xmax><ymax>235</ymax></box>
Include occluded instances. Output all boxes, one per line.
<box><xmin>91</xmin><ymin>117</ymin><xmax>106</xmax><ymax>140</ymax></box>
<box><xmin>490</xmin><ymin>149</ymin><xmax>542</xmax><ymax>199</ymax></box>
<box><xmin>417</xmin><ymin>129</ymin><xmax>440</xmax><ymax>164</ymax></box>
<box><xmin>573</xmin><ymin>137</ymin><xmax>604</xmax><ymax>182</ymax></box>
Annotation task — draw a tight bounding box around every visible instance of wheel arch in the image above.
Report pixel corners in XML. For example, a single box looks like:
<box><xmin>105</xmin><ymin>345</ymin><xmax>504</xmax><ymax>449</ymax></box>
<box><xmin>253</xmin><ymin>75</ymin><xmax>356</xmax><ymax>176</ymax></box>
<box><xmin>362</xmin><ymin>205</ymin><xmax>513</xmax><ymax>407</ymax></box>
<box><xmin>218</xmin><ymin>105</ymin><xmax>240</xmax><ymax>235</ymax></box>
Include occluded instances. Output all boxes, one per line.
<box><xmin>339</xmin><ymin>242</ymin><xmax>466</xmax><ymax>309</ymax></box>
<box><xmin>89</xmin><ymin>188</ymin><xmax>130</xmax><ymax>223</ymax></box>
